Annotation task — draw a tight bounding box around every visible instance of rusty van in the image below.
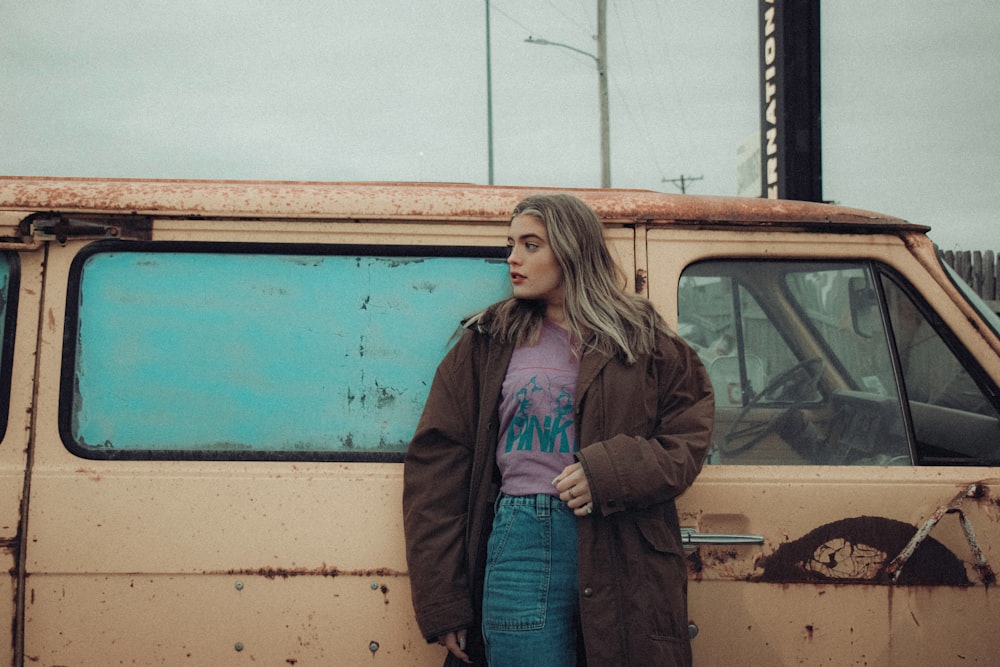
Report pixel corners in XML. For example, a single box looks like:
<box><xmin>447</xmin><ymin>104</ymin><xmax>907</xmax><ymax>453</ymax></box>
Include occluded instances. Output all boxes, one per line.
<box><xmin>0</xmin><ymin>177</ymin><xmax>996</xmax><ymax>665</ymax></box>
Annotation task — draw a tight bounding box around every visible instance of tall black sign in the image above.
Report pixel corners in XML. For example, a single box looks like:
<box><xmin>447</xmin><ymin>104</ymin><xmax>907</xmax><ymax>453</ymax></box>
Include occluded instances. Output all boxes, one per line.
<box><xmin>759</xmin><ymin>0</ymin><xmax>822</xmax><ymax>201</ymax></box>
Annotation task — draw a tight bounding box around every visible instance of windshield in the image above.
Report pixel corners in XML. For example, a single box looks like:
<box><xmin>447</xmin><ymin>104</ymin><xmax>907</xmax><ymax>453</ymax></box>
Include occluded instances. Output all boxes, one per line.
<box><xmin>940</xmin><ymin>260</ymin><xmax>1000</xmax><ymax>340</ymax></box>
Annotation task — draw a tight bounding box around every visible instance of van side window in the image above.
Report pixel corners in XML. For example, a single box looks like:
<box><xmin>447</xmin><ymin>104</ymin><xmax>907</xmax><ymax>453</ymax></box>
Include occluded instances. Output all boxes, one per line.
<box><xmin>880</xmin><ymin>274</ymin><xmax>1000</xmax><ymax>464</ymax></box>
<box><xmin>679</xmin><ymin>260</ymin><xmax>1000</xmax><ymax>466</ymax></box>
<box><xmin>0</xmin><ymin>252</ymin><xmax>17</xmax><ymax>440</ymax></box>
<box><xmin>61</xmin><ymin>243</ymin><xmax>510</xmax><ymax>461</ymax></box>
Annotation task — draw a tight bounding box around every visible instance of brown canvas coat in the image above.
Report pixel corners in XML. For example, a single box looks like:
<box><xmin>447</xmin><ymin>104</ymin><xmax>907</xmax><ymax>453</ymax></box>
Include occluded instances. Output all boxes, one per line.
<box><xmin>403</xmin><ymin>325</ymin><xmax>714</xmax><ymax>666</ymax></box>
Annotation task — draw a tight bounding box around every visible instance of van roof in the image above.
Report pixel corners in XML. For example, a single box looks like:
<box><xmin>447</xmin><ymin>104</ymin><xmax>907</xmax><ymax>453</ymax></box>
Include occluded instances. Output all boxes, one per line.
<box><xmin>0</xmin><ymin>177</ymin><xmax>924</xmax><ymax>233</ymax></box>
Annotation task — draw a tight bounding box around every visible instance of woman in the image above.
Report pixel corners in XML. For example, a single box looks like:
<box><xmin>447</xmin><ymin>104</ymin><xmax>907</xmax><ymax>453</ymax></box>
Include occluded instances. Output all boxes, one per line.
<box><xmin>403</xmin><ymin>193</ymin><xmax>714</xmax><ymax>666</ymax></box>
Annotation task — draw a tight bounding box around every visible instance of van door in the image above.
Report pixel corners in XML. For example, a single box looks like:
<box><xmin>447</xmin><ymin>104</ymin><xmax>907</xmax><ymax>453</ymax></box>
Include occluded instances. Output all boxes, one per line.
<box><xmin>21</xmin><ymin>221</ymin><xmax>637</xmax><ymax>665</ymax></box>
<box><xmin>23</xmin><ymin>233</ymin><xmax>512</xmax><ymax>665</ymax></box>
<box><xmin>0</xmin><ymin>245</ymin><xmax>42</xmax><ymax>665</ymax></box>
<box><xmin>647</xmin><ymin>229</ymin><xmax>999</xmax><ymax>665</ymax></box>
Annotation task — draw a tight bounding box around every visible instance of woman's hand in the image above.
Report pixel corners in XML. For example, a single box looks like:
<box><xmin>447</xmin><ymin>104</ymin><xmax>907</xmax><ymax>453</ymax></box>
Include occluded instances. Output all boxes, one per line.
<box><xmin>437</xmin><ymin>629</ymin><xmax>470</xmax><ymax>663</ymax></box>
<box><xmin>554</xmin><ymin>462</ymin><xmax>595</xmax><ymax>517</ymax></box>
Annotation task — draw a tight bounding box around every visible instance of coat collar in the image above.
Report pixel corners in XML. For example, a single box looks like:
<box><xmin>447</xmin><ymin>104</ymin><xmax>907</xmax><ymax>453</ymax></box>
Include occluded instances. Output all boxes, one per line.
<box><xmin>576</xmin><ymin>342</ymin><xmax>616</xmax><ymax>400</ymax></box>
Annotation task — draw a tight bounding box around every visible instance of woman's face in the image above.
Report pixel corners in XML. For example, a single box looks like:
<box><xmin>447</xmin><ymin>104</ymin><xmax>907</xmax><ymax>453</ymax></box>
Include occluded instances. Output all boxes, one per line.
<box><xmin>507</xmin><ymin>214</ymin><xmax>565</xmax><ymax>318</ymax></box>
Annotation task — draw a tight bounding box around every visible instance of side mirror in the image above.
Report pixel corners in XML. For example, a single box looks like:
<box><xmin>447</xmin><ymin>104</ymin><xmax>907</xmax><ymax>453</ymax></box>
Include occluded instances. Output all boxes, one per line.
<box><xmin>848</xmin><ymin>276</ymin><xmax>879</xmax><ymax>338</ymax></box>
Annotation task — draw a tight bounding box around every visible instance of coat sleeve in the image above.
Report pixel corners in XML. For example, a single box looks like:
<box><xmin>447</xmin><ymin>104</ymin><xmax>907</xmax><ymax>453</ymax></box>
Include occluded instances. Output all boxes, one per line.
<box><xmin>577</xmin><ymin>331</ymin><xmax>715</xmax><ymax>514</ymax></box>
<box><xmin>402</xmin><ymin>333</ymin><xmax>480</xmax><ymax>642</ymax></box>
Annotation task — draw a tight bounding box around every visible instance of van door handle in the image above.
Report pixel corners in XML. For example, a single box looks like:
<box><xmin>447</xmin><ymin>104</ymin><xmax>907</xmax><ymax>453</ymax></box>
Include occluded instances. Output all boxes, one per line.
<box><xmin>681</xmin><ymin>528</ymin><xmax>764</xmax><ymax>546</ymax></box>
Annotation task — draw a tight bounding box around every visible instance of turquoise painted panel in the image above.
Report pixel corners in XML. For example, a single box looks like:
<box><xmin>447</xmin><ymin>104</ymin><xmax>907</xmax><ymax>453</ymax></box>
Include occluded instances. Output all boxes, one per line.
<box><xmin>0</xmin><ymin>252</ymin><xmax>13</xmax><ymax>440</ymax></box>
<box><xmin>70</xmin><ymin>250</ymin><xmax>510</xmax><ymax>455</ymax></box>
<box><xmin>0</xmin><ymin>252</ymin><xmax>14</xmax><ymax>341</ymax></box>
<box><xmin>0</xmin><ymin>253</ymin><xmax>10</xmax><ymax>365</ymax></box>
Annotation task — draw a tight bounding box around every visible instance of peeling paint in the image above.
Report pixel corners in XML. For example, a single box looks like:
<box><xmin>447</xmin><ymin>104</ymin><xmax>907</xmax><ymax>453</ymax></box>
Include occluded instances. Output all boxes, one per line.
<box><xmin>886</xmin><ymin>483</ymin><xmax>996</xmax><ymax>586</ymax></box>
<box><xmin>958</xmin><ymin>512</ymin><xmax>996</xmax><ymax>586</ymax></box>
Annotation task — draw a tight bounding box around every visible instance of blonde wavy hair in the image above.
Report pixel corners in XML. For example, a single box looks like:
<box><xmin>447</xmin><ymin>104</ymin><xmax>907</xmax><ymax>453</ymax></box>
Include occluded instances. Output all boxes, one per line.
<box><xmin>466</xmin><ymin>193</ymin><xmax>668</xmax><ymax>364</ymax></box>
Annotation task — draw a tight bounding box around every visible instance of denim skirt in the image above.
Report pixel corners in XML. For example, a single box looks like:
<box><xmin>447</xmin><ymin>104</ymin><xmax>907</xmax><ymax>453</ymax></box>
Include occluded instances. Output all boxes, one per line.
<box><xmin>482</xmin><ymin>493</ymin><xmax>580</xmax><ymax>667</ymax></box>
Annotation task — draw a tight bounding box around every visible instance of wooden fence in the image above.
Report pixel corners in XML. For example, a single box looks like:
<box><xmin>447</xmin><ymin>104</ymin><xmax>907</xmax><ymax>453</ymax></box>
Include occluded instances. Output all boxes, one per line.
<box><xmin>939</xmin><ymin>249</ymin><xmax>999</xmax><ymax>311</ymax></box>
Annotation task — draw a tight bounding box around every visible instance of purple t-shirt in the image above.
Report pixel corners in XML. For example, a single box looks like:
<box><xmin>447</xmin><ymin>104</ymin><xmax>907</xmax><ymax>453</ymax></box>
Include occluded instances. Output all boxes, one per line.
<box><xmin>497</xmin><ymin>320</ymin><xmax>580</xmax><ymax>497</ymax></box>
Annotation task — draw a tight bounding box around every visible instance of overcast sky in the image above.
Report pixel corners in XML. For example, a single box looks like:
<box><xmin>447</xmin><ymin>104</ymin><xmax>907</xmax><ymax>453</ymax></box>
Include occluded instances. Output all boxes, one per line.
<box><xmin>1</xmin><ymin>1</ymin><xmax>997</xmax><ymax>249</ymax></box>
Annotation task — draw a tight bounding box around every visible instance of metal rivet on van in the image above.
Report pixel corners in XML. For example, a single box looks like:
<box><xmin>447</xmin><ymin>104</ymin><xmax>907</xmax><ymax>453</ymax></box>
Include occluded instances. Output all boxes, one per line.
<box><xmin>369</xmin><ymin>641</ymin><xmax>380</xmax><ymax>654</ymax></box>
<box><xmin>370</xmin><ymin>582</ymin><xmax>379</xmax><ymax>590</ymax></box>
<box><xmin>688</xmin><ymin>623</ymin><xmax>699</xmax><ymax>639</ymax></box>
<box><xmin>235</xmin><ymin>581</ymin><xmax>244</xmax><ymax>591</ymax></box>
<box><xmin>235</xmin><ymin>642</ymin><xmax>244</xmax><ymax>652</ymax></box>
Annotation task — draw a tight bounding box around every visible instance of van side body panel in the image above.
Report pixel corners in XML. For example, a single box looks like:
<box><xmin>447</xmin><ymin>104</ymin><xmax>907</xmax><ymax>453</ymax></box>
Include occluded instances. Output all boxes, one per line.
<box><xmin>0</xmin><ymin>179</ymin><xmax>995</xmax><ymax>665</ymax></box>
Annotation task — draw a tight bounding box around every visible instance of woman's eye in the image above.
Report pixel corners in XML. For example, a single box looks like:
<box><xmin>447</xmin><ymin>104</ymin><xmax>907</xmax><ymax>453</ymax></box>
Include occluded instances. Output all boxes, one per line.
<box><xmin>526</xmin><ymin>243</ymin><xmax>539</xmax><ymax>250</ymax></box>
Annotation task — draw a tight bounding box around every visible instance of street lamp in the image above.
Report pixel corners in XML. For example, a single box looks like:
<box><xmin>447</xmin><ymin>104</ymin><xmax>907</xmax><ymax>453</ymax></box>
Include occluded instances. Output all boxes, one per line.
<box><xmin>525</xmin><ymin>36</ymin><xmax>599</xmax><ymax>62</ymax></box>
<box><xmin>525</xmin><ymin>0</ymin><xmax>610</xmax><ymax>187</ymax></box>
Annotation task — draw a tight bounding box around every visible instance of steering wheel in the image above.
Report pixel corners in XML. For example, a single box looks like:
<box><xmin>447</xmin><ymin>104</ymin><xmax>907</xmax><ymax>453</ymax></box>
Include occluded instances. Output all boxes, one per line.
<box><xmin>723</xmin><ymin>357</ymin><xmax>826</xmax><ymax>456</ymax></box>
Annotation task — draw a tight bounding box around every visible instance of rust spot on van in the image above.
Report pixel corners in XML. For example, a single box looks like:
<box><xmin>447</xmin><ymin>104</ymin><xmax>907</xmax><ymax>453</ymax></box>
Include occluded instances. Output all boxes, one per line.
<box><xmin>708</xmin><ymin>549</ymin><xmax>739</xmax><ymax>565</ymax></box>
<box><xmin>757</xmin><ymin>483</ymin><xmax>996</xmax><ymax>587</ymax></box>
<box><xmin>634</xmin><ymin>268</ymin><xmax>647</xmax><ymax>294</ymax></box>
<box><xmin>0</xmin><ymin>178</ymin><xmax>917</xmax><ymax>231</ymax></box>
<box><xmin>686</xmin><ymin>550</ymin><xmax>704</xmax><ymax>575</ymax></box>
<box><xmin>75</xmin><ymin>467</ymin><xmax>102</xmax><ymax>481</ymax></box>
<box><xmin>756</xmin><ymin>516</ymin><xmax>970</xmax><ymax>586</ymax></box>
<box><xmin>219</xmin><ymin>566</ymin><xmax>405</xmax><ymax>580</ymax></box>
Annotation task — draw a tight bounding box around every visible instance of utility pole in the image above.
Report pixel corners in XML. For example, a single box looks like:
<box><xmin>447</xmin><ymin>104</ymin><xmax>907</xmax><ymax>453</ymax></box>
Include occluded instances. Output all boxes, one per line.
<box><xmin>597</xmin><ymin>0</ymin><xmax>610</xmax><ymax>188</ymax></box>
<box><xmin>663</xmin><ymin>175</ymin><xmax>703</xmax><ymax>194</ymax></box>
<box><xmin>485</xmin><ymin>1</ymin><xmax>494</xmax><ymax>185</ymax></box>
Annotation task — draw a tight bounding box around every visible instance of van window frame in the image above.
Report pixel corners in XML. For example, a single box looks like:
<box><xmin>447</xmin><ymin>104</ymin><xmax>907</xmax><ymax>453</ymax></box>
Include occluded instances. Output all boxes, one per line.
<box><xmin>59</xmin><ymin>240</ymin><xmax>509</xmax><ymax>462</ymax></box>
<box><xmin>938</xmin><ymin>255</ymin><xmax>1000</xmax><ymax>341</ymax></box>
<box><xmin>0</xmin><ymin>251</ymin><xmax>19</xmax><ymax>442</ymax></box>
<box><xmin>678</xmin><ymin>257</ymin><xmax>1000</xmax><ymax>467</ymax></box>
<box><xmin>876</xmin><ymin>265</ymin><xmax>1000</xmax><ymax>465</ymax></box>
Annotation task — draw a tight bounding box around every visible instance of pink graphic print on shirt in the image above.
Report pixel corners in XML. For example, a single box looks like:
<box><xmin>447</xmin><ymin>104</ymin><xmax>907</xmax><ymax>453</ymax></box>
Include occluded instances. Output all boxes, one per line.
<box><xmin>496</xmin><ymin>322</ymin><xmax>580</xmax><ymax>496</ymax></box>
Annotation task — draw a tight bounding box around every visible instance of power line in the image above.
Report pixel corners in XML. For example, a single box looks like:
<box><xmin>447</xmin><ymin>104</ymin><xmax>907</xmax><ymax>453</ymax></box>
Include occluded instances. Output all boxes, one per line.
<box><xmin>543</xmin><ymin>0</ymin><xmax>591</xmax><ymax>34</ymax></box>
<box><xmin>488</xmin><ymin>2</ymin><xmax>535</xmax><ymax>34</ymax></box>
<box><xmin>663</xmin><ymin>174</ymin><xmax>703</xmax><ymax>194</ymax></box>
<box><xmin>611</xmin><ymin>1</ymin><xmax>663</xmax><ymax>177</ymax></box>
